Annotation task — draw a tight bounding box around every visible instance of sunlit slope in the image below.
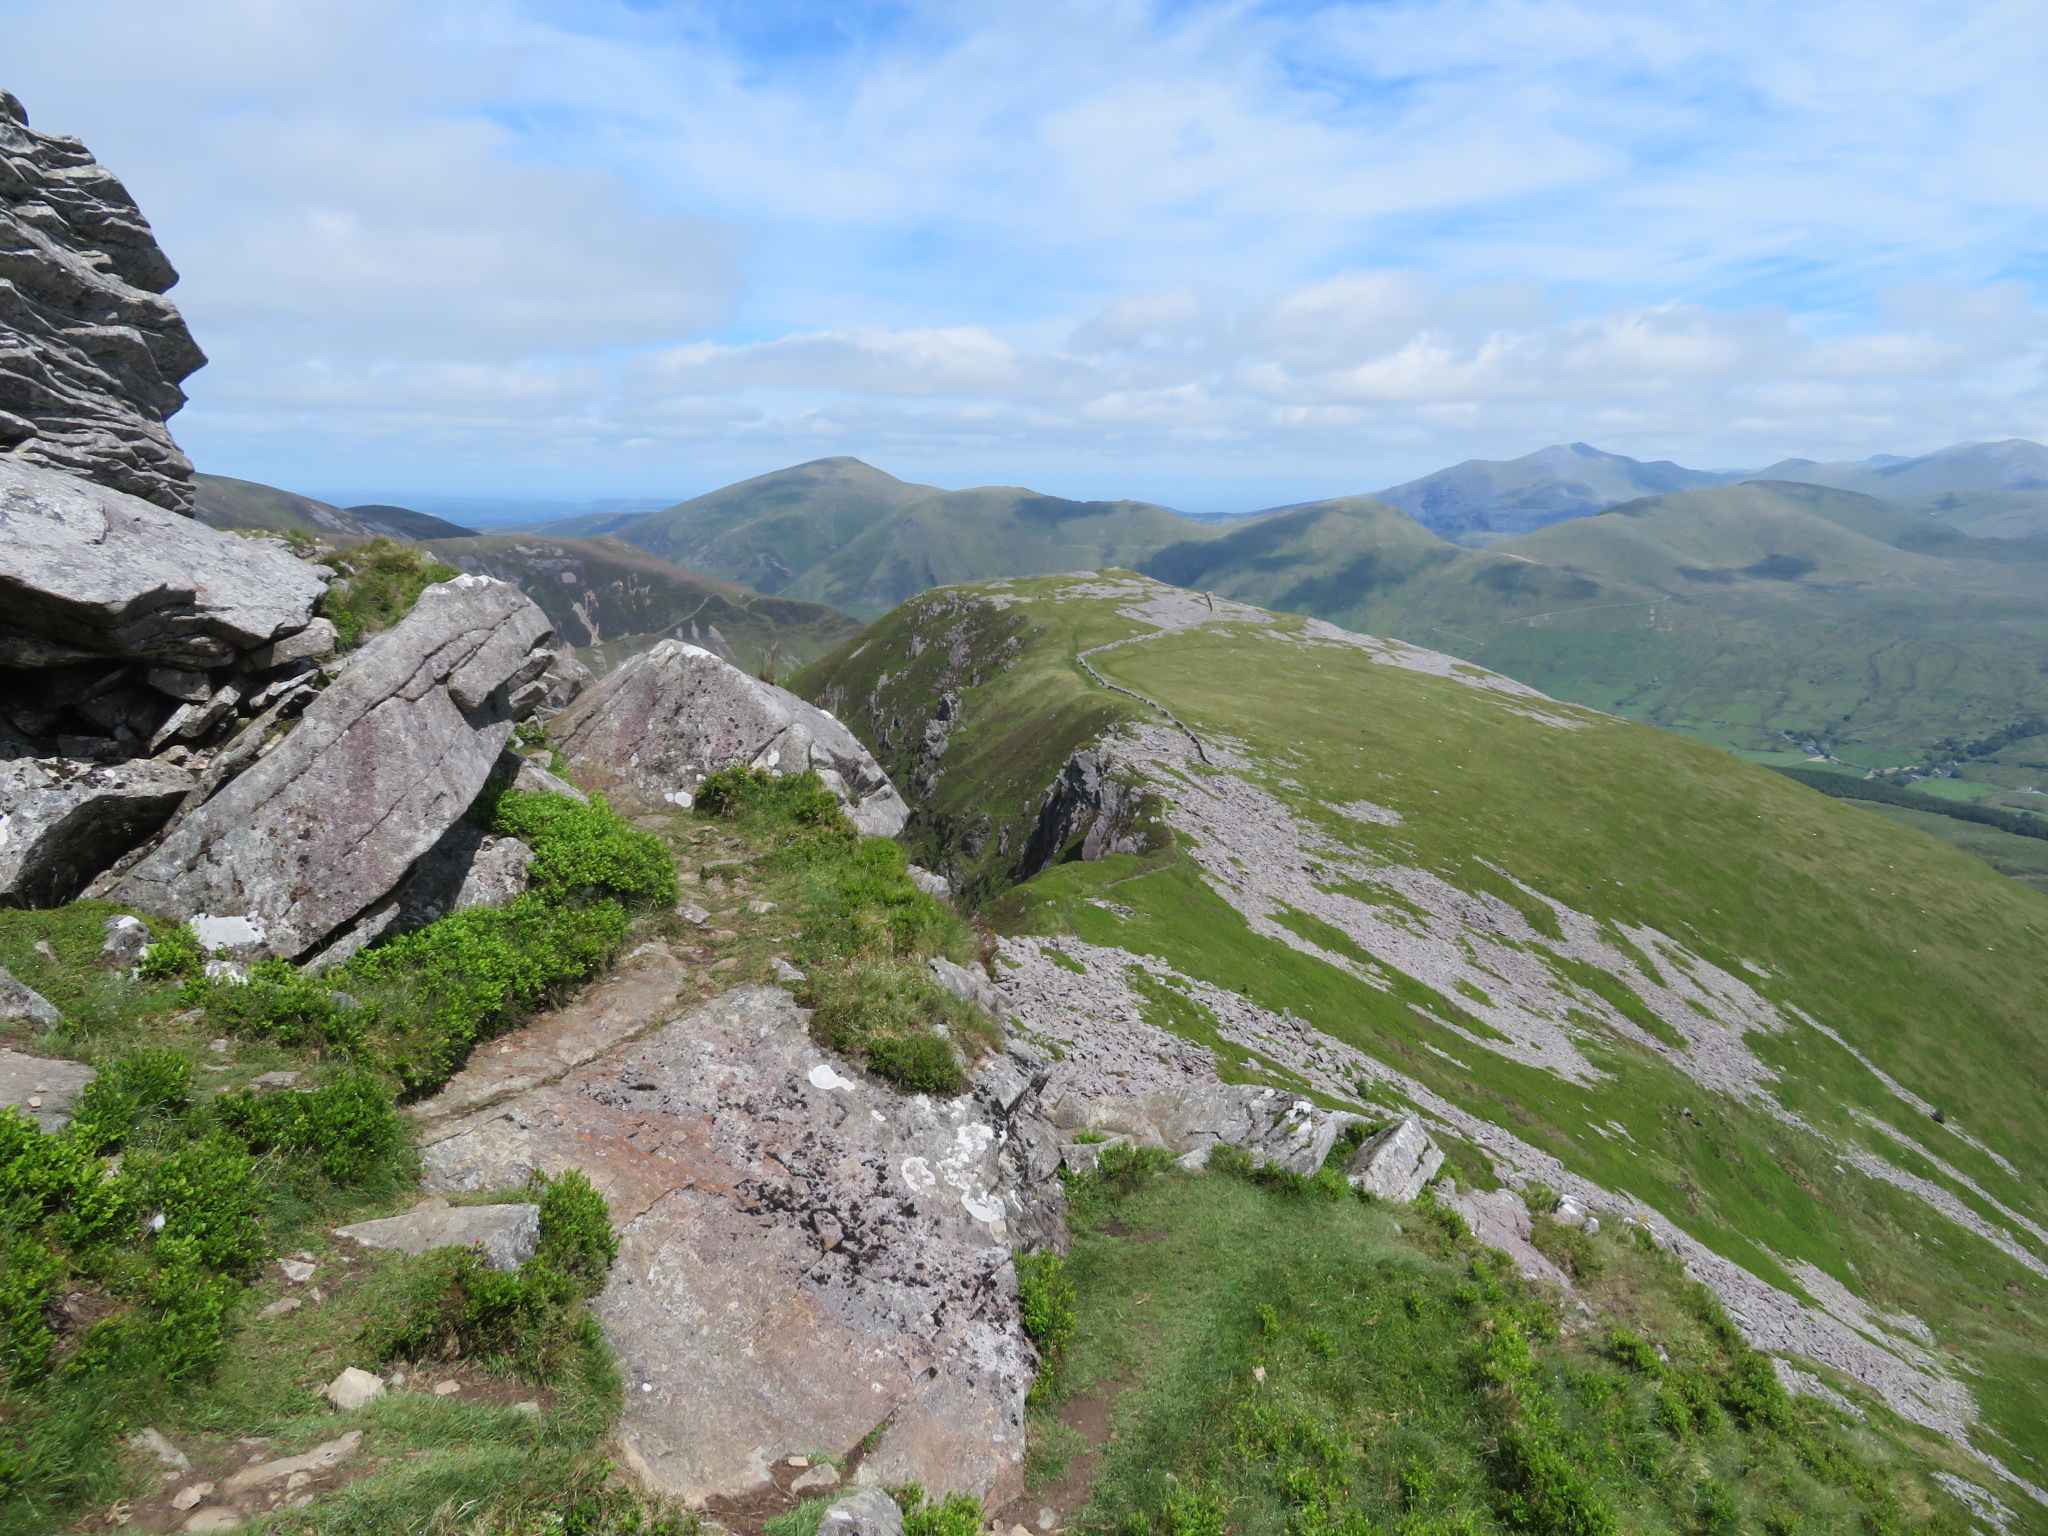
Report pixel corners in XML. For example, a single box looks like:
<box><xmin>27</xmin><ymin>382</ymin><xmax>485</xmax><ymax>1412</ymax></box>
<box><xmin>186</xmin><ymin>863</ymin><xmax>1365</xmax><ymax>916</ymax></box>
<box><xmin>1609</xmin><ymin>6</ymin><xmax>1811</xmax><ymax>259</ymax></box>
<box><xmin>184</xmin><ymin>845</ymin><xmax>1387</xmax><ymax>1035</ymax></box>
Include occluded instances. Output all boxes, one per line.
<box><xmin>785</xmin><ymin>486</ymin><xmax>1225</xmax><ymax>618</ymax></box>
<box><xmin>1156</xmin><ymin>482</ymin><xmax>2048</xmax><ymax>754</ymax></box>
<box><xmin>798</xmin><ymin>573</ymin><xmax>2048</xmax><ymax>1521</ymax></box>
<box><xmin>614</xmin><ymin>456</ymin><xmax>942</xmax><ymax>593</ymax></box>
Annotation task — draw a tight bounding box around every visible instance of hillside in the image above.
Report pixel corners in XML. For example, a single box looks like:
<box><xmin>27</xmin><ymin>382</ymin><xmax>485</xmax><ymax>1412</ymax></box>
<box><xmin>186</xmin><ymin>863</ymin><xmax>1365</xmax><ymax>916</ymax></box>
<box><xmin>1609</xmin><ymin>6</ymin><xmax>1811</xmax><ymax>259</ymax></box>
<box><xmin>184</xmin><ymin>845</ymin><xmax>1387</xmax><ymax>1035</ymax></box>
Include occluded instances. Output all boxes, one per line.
<box><xmin>796</xmin><ymin>572</ymin><xmax>2048</xmax><ymax>1527</ymax></box>
<box><xmin>1747</xmin><ymin>439</ymin><xmax>2048</xmax><ymax>499</ymax></box>
<box><xmin>192</xmin><ymin>473</ymin><xmax>477</xmax><ymax>541</ymax></box>
<box><xmin>614</xmin><ymin>456</ymin><xmax>943</xmax><ymax>593</ymax></box>
<box><xmin>420</xmin><ymin>532</ymin><xmax>863</xmax><ymax>675</ymax></box>
<box><xmin>1369</xmin><ymin>441</ymin><xmax>1737</xmax><ymax>543</ymax></box>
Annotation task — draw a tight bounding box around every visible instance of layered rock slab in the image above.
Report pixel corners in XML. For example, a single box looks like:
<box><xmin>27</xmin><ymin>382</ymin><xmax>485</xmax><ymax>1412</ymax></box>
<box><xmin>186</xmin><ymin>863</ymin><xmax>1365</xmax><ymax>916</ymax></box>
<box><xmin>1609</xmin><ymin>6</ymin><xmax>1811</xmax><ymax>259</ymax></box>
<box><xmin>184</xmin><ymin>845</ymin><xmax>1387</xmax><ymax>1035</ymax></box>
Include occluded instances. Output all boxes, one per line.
<box><xmin>0</xmin><ymin>90</ymin><xmax>205</xmax><ymax>513</ymax></box>
<box><xmin>551</xmin><ymin>640</ymin><xmax>908</xmax><ymax>836</ymax></box>
<box><xmin>0</xmin><ymin>458</ymin><xmax>328</xmax><ymax>669</ymax></box>
<box><xmin>109</xmin><ymin>575</ymin><xmax>555</xmax><ymax>960</ymax></box>
<box><xmin>412</xmin><ymin>981</ymin><xmax>1059</xmax><ymax>1506</ymax></box>
<box><xmin>0</xmin><ymin>755</ymin><xmax>191</xmax><ymax>906</ymax></box>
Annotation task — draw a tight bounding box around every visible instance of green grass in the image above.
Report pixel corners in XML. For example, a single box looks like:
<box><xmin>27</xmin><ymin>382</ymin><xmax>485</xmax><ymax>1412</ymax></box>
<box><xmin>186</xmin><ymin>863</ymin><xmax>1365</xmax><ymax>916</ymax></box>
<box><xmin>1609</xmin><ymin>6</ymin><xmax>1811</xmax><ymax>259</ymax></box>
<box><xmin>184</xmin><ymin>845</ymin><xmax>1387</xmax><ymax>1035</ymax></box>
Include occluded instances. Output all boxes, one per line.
<box><xmin>689</xmin><ymin>766</ymin><xmax>998</xmax><ymax>1093</ymax></box>
<box><xmin>1049</xmin><ymin>1152</ymin><xmax>1970</xmax><ymax>1536</ymax></box>
<box><xmin>800</xmin><ymin>572</ymin><xmax>2048</xmax><ymax>1528</ymax></box>
<box><xmin>0</xmin><ymin>789</ymin><xmax>674</xmax><ymax>1531</ymax></box>
<box><xmin>319</xmin><ymin>538</ymin><xmax>461</xmax><ymax>647</ymax></box>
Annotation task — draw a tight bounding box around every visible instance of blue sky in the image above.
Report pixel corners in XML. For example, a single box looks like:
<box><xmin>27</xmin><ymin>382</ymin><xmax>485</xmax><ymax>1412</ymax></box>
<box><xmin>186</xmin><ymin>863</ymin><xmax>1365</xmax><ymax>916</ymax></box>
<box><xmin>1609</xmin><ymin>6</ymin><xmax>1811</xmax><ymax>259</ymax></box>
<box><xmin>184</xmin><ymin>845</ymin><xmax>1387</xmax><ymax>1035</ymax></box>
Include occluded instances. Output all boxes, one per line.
<box><xmin>5</xmin><ymin>0</ymin><xmax>2047</xmax><ymax>511</ymax></box>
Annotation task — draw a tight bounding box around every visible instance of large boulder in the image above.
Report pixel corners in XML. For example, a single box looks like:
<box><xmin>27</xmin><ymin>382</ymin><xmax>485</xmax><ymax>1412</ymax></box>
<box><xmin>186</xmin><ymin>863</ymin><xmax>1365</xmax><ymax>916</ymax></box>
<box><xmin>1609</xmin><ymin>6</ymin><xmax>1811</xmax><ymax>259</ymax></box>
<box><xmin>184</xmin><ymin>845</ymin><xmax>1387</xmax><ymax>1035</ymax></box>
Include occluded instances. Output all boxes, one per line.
<box><xmin>550</xmin><ymin>640</ymin><xmax>909</xmax><ymax>836</ymax></box>
<box><xmin>107</xmin><ymin>576</ymin><xmax>556</xmax><ymax>961</ymax></box>
<box><xmin>0</xmin><ymin>459</ymin><xmax>328</xmax><ymax>670</ymax></box>
<box><xmin>0</xmin><ymin>90</ymin><xmax>206</xmax><ymax>514</ymax></box>
<box><xmin>411</xmin><ymin>974</ymin><xmax>1061</xmax><ymax>1505</ymax></box>
<box><xmin>0</xmin><ymin>756</ymin><xmax>192</xmax><ymax>906</ymax></box>
<box><xmin>1343</xmin><ymin>1115</ymin><xmax>1445</xmax><ymax>1203</ymax></box>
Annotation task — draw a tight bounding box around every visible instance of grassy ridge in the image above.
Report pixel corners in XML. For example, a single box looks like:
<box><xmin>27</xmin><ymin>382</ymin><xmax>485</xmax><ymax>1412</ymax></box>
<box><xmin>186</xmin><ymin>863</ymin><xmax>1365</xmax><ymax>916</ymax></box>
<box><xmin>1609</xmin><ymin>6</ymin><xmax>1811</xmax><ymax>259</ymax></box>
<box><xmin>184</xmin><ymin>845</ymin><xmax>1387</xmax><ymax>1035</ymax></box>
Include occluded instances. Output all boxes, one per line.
<box><xmin>799</xmin><ymin>574</ymin><xmax>2048</xmax><ymax>1526</ymax></box>
<box><xmin>1046</xmin><ymin>1149</ymin><xmax>1968</xmax><ymax>1536</ymax></box>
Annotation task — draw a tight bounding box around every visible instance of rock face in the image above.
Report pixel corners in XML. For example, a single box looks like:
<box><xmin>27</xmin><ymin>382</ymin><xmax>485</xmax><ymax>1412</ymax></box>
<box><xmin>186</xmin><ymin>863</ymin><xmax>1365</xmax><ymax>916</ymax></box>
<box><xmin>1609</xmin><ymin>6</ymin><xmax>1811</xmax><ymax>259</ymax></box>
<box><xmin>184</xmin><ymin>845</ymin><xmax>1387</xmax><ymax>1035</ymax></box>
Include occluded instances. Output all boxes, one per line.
<box><xmin>411</xmin><ymin>970</ymin><xmax>1062</xmax><ymax>1505</ymax></box>
<box><xmin>0</xmin><ymin>90</ymin><xmax>206</xmax><ymax>514</ymax></box>
<box><xmin>1016</xmin><ymin>749</ymin><xmax>1146</xmax><ymax>878</ymax></box>
<box><xmin>1049</xmin><ymin>1083</ymin><xmax>1361</xmax><ymax>1176</ymax></box>
<box><xmin>551</xmin><ymin>640</ymin><xmax>909</xmax><ymax>836</ymax></box>
<box><xmin>0</xmin><ymin>755</ymin><xmax>191</xmax><ymax>906</ymax></box>
<box><xmin>0</xmin><ymin>1045</ymin><xmax>93</xmax><ymax>1130</ymax></box>
<box><xmin>0</xmin><ymin>460</ymin><xmax>328</xmax><ymax>669</ymax></box>
<box><xmin>109</xmin><ymin>576</ymin><xmax>557</xmax><ymax>961</ymax></box>
<box><xmin>1343</xmin><ymin>1115</ymin><xmax>1446</xmax><ymax>1203</ymax></box>
<box><xmin>333</xmin><ymin>1202</ymin><xmax>540</xmax><ymax>1272</ymax></box>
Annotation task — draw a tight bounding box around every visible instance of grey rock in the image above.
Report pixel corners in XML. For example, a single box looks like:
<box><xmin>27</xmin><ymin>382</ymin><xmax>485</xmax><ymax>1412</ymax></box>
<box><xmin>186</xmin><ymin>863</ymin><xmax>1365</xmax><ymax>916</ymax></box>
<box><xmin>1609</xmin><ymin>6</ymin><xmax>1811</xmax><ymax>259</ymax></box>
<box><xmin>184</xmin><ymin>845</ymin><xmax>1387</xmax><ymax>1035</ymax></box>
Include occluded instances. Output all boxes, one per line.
<box><xmin>552</xmin><ymin>640</ymin><xmax>909</xmax><ymax>836</ymax></box>
<box><xmin>0</xmin><ymin>969</ymin><xmax>61</xmax><ymax>1032</ymax></box>
<box><xmin>1343</xmin><ymin>1116</ymin><xmax>1445</xmax><ymax>1204</ymax></box>
<box><xmin>239</xmin><ymin>617</ymin><xmax>337</xmax><ymax>673</ymax></box>
<box><xmin>308</xmin><ymin>820</ymin><xmax>534</xmax><ymax>970</ymax></box>
<box><xmin>100</xmin><ymin>913</ymin><xmax>149</xmax><ymax>965</ymax></box>
<box><xmin>790</xmin><ymin>1462</ymin><xmax>842</xmax><ymax>1492</ymax></box>
<box><xmin>0</xmin><ymin>755</ymin><xmax>191</xmax><ymax>905</ymax></box>
<box><xmin>0</xmin><ymin>459</ymin><xmax>328</xmax><ymax>668</ymax></box>
<box><xmin>1437</xmin><ymin>1184</ymin><xmax>1571</xmax><ymax>1289</ymax></box>
<box><xmin>413</xmin><ymin>985</ymin><xmax>1062</xmax><ymax>1505</ymax></box>
<box><xmin>108</xmin><ymin>577</ymin><xmax>555</xmax><ymax>960</ymax></box>
<box><xmin>0</xmin><ymin>91</ymin><xmax>205</xmax><ymax>513</ymax></box>
<box><xmin>333</xmin><ymin>1202</ymin><xmax>540</xmax><ymax>1273</ymax></box>
<box><xmin>221</xmin><ymin>1428</ymin><xmax>362</xmax><ymax>1492</ymax></box>
<box><xmin>929</xmin><ymin>957</ymin><xmax>1002</xmax><ymax>1019</ymax></box>
<box><xmin>906</xmin><ymin>864</ymin><xmax>951</xmax><ymax>898</ymax></box>
<box><xmin>127</xmin><ymin>1427</ymin><xmax>191</xmax><ymax>1472</ymax></box>
<box><xmin>145</xmin><ymin>666</ymin><xmax>212</xmax><ymax>702</ymax></box>
<box><xmin>1017</xmin><ymin>750</ymin><xmax>1145</xmax><ymax>879</ymax></box>
<box><xmin>0</xmin><ymin>1046</ymin><xmax>93</xmax><ymax>1129</ymax></box>
<box><xmin>820</xmin><ymin>1489</ymin><xmax>903</xmax><ymax>1536</ymax></box>
<box><xmin>1052</xmin><ymin>1083</ymin><xmax>1359</xmax><ymax>1177</ymax></box>
<box><xmin>772</xmin><ymin>957</ymin><xmax>807</xmax><ymax>983</ymax></box>
<box><xmin>529</xmin><ymin>646</ymin><xmax>591</xmax><ymax>723</ymax></box>
<box><xmin>489</xmin><ymin>746</ymin><xmax>588</xmax><ymax>803</ymax></box>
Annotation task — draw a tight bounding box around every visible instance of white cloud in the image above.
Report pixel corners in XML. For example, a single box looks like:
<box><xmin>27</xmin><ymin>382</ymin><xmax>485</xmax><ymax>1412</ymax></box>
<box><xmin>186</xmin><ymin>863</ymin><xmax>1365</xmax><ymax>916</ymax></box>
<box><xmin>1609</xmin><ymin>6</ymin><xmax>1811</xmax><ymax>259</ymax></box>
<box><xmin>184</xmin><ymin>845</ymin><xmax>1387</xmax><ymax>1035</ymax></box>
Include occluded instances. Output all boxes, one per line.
<box><xmin>1</xmin><ymin>0</ymin><xmax>2046</xmax><ymax>504</ymax></box>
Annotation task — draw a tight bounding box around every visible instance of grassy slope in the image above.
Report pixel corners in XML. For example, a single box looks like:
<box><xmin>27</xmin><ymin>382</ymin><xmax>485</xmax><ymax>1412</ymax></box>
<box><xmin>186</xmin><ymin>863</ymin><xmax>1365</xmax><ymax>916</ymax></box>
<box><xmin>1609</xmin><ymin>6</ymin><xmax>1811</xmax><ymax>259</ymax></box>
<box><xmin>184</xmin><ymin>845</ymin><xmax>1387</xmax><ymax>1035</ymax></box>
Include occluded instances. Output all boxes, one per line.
<box><xmin>421</xmin><ymin>533</ymin><xmax>863</xmax><ymax>676</ymax></box>
<box><xmin>613</xmin><ymin>457</ymin><xmax>941</xmax><ymax>593</ymax></box>
<box><xmin>191</xmin><ymin>473</ymin><xmax>375</xmax><ymax>540</ymax></box>
<box><xmin>783</xmin><ymin>489</ymin><xmax>1226</xmax><ymax>620</ymax></box>
<box><xmin>1153</xmin><ymin>482</ymin><xmax>2048</xmax><ymax>758</ymax></box>
<box><xmin>799</xmin><ymin>574</ymin><xmax>2048</xmax><ymax>1524</ymax></box>
<box><xmin>1050</xmin><ymin>1157</ymin><xmax>1972</xmax><ymax>1536</ymax></box>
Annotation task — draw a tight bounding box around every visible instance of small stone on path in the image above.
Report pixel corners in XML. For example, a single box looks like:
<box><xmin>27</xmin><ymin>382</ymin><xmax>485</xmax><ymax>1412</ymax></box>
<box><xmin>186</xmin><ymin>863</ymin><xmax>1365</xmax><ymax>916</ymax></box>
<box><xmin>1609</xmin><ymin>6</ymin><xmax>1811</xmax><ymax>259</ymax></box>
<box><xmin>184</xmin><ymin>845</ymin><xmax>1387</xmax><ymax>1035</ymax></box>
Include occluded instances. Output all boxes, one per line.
<box><xmin>182</xmin><ymin>1509</ymin><xmax>242</xmax><ymax>1531</ymax></box>
<box><xmin>434</xmin><ymin>1380</ymin><xmax>461</xmax><ymax>1396</ymax></box>
<box><xmin>128</xmin><ymin>1426</ymin><xmax>192</xmax><ymax>1471</ymax></box>
<box><xmin>169</xmin><ymin>1481</ymin><xmax>215</xmax><ymax>1511</ymax></box>
<box><xmin>257</xmin><ymin>1297</ymin><xmax>302</xmax><ymax>1320</ymax></box>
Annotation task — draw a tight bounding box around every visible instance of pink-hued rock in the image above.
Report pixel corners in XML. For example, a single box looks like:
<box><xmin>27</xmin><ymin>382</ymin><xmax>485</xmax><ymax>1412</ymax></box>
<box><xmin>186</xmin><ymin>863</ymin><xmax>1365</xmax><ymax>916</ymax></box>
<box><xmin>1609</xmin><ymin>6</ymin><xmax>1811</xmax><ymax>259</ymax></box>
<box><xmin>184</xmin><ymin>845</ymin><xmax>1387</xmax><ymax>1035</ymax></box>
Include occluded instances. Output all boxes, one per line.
<box><xmin>412</xmin><ymin>981</ymin><xmax>1062</xmax><ymax>1506</ymax></box>
<box><xmin>108</xmin><ymin>576</ymin><xmax>555</xmax><ymax>960</ymax></box>
<box><xmin>550</xmin><ymin>640</ymin><xmax>908</xmax><ymax>836</ymax></box>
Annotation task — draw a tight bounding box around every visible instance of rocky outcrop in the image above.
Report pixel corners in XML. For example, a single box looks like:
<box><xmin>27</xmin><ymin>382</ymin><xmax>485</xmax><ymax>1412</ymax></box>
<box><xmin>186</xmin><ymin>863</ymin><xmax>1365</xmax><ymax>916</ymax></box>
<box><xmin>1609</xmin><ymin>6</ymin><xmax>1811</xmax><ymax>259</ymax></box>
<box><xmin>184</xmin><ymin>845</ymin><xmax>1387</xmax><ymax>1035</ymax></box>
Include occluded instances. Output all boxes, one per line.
<box><xmin>0</xmin><ymin>755</ymin><xmax>191</xmax><ymax>906</ymax></box>
<box><xmin>308</xmin><ymin>818</ymin><xmax>534</xmax><ymax>969</ymax></box>
<box><xmin>1015</xmin><ymin>749</ymin><xmax>1146</xmax><ymax>879</ymax></box>
<box><xmin>108</xmin><ymin>576</ymin><xmax>557</xmax><ymax>961</ymax></box>
<box><xmin>410</xmin><ymin>964</ymin><xmax>1062</xmax><ymax>1505</ymax></box>
<box><xmin>0</xmin><ymin>969</ymin><xmax>61</xmax><ymax>1032</ymax></box>
<box><xmin>1048</xmin><ymin>1082</ymin><xmax>1361</xmax><ymax>1176</ymax></box>
<box><xmin>0</xmin><ymin>460</ymin><xmax>328</xmax><ymax>669</ymax></box>
<box><xmin>0</xmin><ymin>91</ymin><xmax>205</xmax><ymax>514</ymax></box>
<box><xmin>1343</xmin><ymin>1115</ymin><xmax>1445</xmax><ymax>1202</ymax></box>
<box><xmin>551</xmin><ymin>640</ymin><xmax>909</xmax><ymax>836</ymax></box>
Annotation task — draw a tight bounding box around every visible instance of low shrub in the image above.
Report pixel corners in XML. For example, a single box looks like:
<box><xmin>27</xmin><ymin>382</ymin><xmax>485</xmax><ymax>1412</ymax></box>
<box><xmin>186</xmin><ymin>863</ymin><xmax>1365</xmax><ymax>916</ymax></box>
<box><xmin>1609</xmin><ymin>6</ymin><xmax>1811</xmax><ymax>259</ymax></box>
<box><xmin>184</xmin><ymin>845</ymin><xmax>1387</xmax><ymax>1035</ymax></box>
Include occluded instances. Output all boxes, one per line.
<box><xmin>320</xmin><ymin>538</ymin><xmax>460</xmax><ymax>647</ymax></box>
<box><xmin>807</xmin><ymin>961</ymin><xmax>981</xmax><ymax>1096</ymax></box>
<box><xmin>376</xmin><ymin>1170</ymin><xmax>621</xmax><ymax>1383</ymax></box>
<box><xmin>1017</xmin><ymin>1250</ymin><xmax>1076</xmax><ymax>1354</ymax></box>
<box><xmin>892</xmin><ymin>1486</ymin><xmax>983</xmax><ymax>1536</ymax></box>
<box><xmin>491</xmin><ymin>791</ymin><xmax>678</xmax><ymax>909</ymax></box>
<box><xmin>210</xmin><ymin>1072</ymin><xmax>410</xmax><ymax>1185</ymax></box>
<box><xmin>532</xmin><ymin>1169</ymin><xmax>618</xmax><ymax>1294</ymax></box>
